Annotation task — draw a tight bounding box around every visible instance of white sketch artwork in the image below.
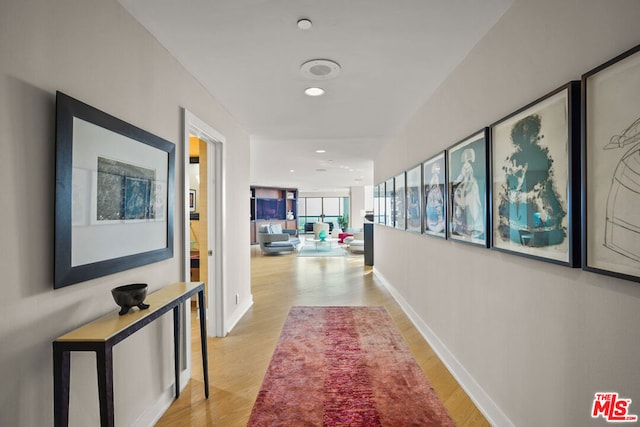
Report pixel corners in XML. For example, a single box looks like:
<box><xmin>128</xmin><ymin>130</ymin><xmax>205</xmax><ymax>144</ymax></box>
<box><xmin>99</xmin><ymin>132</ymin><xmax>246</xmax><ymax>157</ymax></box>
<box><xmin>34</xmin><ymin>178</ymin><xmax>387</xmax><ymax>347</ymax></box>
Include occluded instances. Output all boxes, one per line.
<box><xmin>603</xmin><ymin>116</ymin><xmax>640</xmax><ymax>262</ymax></box>
<box><xmin>585</xmin><ymin>44</ymin><xmax>640</xmax><ymax>280</ymax></box>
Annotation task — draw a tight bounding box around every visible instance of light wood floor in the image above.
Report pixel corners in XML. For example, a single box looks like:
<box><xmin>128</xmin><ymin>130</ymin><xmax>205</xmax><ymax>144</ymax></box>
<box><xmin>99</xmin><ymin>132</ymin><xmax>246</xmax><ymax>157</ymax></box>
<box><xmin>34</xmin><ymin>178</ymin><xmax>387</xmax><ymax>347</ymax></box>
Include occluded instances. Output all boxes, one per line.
<box><xmin>156</xmin><ymin>244</ymin><xmax>490</xmax><ymax>426</ymax></box>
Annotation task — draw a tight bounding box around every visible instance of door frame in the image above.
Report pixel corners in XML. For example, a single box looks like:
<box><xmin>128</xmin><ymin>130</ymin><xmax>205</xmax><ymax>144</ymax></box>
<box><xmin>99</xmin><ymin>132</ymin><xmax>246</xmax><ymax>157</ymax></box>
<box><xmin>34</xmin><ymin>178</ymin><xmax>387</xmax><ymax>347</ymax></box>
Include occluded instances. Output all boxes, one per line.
<box><xmin>183</xmin><ymin>109</ymin><xmax>226</xmax><ymax>337</ymax></box>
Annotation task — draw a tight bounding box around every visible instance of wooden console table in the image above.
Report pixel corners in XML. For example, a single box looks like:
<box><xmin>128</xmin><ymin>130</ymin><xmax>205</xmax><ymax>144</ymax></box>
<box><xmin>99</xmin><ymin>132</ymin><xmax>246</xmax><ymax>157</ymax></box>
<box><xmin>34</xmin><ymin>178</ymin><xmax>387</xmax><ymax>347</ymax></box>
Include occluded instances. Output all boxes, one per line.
<box><xmin>53</xmin><ymin>282</ymin><xmax>209</xmax><ymax>427</ymax></box>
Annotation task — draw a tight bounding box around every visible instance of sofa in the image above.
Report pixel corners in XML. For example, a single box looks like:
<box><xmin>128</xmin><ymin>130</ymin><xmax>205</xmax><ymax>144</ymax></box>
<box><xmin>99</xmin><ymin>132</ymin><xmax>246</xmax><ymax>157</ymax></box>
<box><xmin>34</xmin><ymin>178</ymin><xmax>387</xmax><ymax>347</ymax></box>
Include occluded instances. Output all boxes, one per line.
<box><xmin>257</xmin><ymin>224</ymin><xmax>300</xmax><ymax>255</ymax></box>
<box><xmin>345</xmin><ymin>232</ymin><xmax>365</xmax><ymax>253</ymax></box>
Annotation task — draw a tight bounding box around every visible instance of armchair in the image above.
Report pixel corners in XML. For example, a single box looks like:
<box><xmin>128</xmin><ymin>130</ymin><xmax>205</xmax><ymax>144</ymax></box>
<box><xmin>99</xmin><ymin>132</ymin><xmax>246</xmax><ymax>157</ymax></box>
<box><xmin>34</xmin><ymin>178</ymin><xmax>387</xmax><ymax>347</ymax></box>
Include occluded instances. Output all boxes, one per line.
<box><xmin>345</xmin><ymin>232</ymin><xmax>365</xmax><ymax>253</ymax></box>
<box><xmin>312</xmin><ymin>222</ymin><xmax>330</xmax><ymax>240</ymax></box>
<box><xmin>257</xmin><ymin>224</ymin><xmax>298</xmax><ymax>255</ymax></box>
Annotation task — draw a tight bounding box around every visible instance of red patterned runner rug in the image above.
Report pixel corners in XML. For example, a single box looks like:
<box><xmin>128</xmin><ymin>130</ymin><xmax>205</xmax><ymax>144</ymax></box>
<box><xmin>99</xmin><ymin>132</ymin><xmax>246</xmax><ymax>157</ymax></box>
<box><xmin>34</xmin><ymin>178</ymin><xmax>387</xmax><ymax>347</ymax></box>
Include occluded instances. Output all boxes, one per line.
<box><xmin>247</xmin><ymin>306</ymin><xmax>456</xmax><ymax>426</ymax></box>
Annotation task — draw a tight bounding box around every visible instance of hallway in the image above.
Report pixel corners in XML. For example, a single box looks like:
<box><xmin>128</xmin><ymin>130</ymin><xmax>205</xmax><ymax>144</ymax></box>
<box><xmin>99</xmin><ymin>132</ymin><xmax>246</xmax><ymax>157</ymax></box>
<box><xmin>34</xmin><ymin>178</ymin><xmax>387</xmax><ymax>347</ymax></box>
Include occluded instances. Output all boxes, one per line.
<box><xmin>156</xmin><ymin>246</ymin><xmax>489</xmax><ymax>426</ymax></box>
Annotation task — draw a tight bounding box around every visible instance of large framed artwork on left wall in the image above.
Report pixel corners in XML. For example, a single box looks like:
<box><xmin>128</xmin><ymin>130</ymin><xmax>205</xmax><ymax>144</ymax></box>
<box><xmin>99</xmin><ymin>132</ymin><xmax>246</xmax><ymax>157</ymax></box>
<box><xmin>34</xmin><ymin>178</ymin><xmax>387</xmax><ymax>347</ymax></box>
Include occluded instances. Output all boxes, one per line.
<box><xmin>54</xmin><ymin>92</ymin><xmax>175</xmax><ymax>288</ymax></box>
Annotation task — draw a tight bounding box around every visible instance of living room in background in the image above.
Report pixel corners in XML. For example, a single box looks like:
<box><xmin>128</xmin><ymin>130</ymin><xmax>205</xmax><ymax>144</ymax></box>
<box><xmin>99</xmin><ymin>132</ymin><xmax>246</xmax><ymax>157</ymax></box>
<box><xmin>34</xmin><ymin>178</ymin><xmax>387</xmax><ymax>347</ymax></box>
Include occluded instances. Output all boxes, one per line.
<box><xmin>250</xmin><ymin>186</ymin><xmax>298</xmax><ymax>244</ymax></box>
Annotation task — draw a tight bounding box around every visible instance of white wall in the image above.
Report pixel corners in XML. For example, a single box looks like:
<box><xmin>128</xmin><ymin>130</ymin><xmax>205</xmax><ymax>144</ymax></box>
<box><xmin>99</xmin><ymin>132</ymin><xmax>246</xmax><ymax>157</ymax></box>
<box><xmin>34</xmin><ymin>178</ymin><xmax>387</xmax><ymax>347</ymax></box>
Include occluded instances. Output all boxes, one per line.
<box><xmin>0</xmin><ymin>1</ymin><xmax>250</xmax><ymax>426</ymax></box>
<box><xmin>350</xmin><ymin>187</ymin><xmax>366</xmax><ymax>230</ymax></box>
<box><xmin>349</xmin><ymin>186</ymin><xmax>373</xmax><ymax>230</ymax></box>
<box><xmin>374</xmin><ymin>1</ymin><xmax>640</xmax><ymax>426</ymax></box>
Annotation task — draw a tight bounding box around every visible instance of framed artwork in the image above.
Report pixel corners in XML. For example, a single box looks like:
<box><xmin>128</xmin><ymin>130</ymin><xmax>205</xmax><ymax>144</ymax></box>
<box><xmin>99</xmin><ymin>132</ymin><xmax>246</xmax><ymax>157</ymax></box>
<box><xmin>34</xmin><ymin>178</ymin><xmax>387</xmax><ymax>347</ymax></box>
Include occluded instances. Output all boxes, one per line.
<box><xmin>423</xmin><ymin>152</ymin><xmax>446</xmax><ymax>238</ymax></box>
<box><xmin>447</xmin><ymin>128</ymin><xmax>489</xmax><ymax>247</ymax></box>
<box><xmin>189</xmin><ymin>190</ymin><xmax>197</xmax><ymax>212</ymax></box>
<box><xmin>394</xmin><ymin>172</ymin><xmax>406</xmax><ymax>229</ymax></box>
<box><xmin>373</xmin><ymin>184</ymin><xmax>379</xmax><ymax>224</ymax></box>
<box><xmin>490</xmin><ymin>82</ymin><xmax>580</xmax><ymax>266</ymax></box>
<box><xmin>406</xmin><ymin>165</ymin><xmax>422</xmax><ymax>233</ymax></box>
<box><xmin>385</xmin><ymin>177</ymin><xmax>394</xmax><ymax>227</ymax></box>
<box><xmin>54</xmin><ymin>92</ymin><xmax>175</xmax><ymax>288</ymax></box>
<box><xmin>582</xmin><ymin>43</ymin><xmax>640</xmax><ymax>283</ymax></box>
<box><xmin>378</xmin><ymin>182</ymin><xmax>386</xmax><ymax>224</ymax></box>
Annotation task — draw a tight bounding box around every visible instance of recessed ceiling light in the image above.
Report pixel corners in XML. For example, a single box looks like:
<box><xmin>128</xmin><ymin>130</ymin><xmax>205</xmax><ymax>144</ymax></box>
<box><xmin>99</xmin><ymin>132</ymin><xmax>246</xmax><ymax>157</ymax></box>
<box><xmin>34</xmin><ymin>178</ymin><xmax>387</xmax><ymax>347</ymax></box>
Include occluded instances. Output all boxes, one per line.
<box><xmin>315</xmin><ymin>149</ymin><xmax>326</xmax><ymax>153</ymax></box>
<box><xmin>304</xmin><ymin>87</ymin><xmax>325</xmax><ymax>97</ymax></box>
<box><xmin>297</xmin><ymin>18</ymin><xmax>312</xmax><ymax>30</ymax></box>
<box><xmin>289</xmin><ymin>169</ymin><xmax>295</xmax><ymax>173</ymax></box>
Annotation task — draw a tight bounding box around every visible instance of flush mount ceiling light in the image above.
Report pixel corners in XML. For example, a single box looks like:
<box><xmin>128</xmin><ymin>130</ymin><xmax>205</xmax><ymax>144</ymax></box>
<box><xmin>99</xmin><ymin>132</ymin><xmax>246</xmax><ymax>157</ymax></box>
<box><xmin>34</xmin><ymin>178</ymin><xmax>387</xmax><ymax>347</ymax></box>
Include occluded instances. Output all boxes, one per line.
<box><xmin>304</xmin><ymin>87</ymin><xmax>325</xmax><ymax>97</ymax></box>
<box><xmin>315</xmin><ymin>149</ymin><xmax>326</xmax><ymax>153</ymax></box>
<box><xmin>300</xmin><ymin>59</ymin><xmax>341</xmax><ymax>80</ymax></box>
<box><xmin>297</xmin><ymin>18</ymin><xmax>312</xmax><ymax>30</ymax></box>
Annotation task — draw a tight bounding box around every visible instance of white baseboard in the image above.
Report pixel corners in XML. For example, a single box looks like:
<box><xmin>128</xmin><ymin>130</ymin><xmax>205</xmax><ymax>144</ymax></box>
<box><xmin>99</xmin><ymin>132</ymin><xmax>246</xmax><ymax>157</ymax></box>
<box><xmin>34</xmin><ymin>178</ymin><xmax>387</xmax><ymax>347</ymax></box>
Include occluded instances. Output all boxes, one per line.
<box><xmin>226</xmin><ymin>295</ymin><xmax>254</xmax><ymax>335</ymax></box>
<box><xmin>373</xmin><ymin>268</ymin><xmax>513</xmax><ymax>427</ymax></box>
<box><xmin>132</xmin><ymin>370</ymin><xmax>190</xmax><ymax>427</ymax></box>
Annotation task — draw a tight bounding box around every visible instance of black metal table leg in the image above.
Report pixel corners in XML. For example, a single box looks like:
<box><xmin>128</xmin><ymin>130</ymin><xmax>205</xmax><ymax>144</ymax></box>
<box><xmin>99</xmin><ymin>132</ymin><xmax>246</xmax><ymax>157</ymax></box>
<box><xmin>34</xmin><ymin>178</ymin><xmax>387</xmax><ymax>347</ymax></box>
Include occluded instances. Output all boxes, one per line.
<box><xmin>197</xmin><ymin>289</ymin><xmax>209</xmax><ymax>398</ymax></box>
<box><xmin>96</xmin><ymin>344</ymin><xmax>115</xmax><ymax>427</ymax></box>
<box><xmin>53</xmin><ymin>343</ymin><xmax>70</xmax><ymax>427</ymax></box>
<box><xmin>173</xmin><ymin>304</ymin><xmax>181</xmax><ymax>398</ymax></box>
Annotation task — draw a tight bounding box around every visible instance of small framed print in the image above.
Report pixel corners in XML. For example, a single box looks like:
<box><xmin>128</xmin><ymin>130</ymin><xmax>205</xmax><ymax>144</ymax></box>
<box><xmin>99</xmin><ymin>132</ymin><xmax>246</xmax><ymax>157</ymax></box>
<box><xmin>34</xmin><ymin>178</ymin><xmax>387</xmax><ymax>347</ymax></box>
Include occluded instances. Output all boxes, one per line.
<box><xmin>189</xmin><ymin>189</ymin><xmax>197</xmax><ymax>212</ymax></box>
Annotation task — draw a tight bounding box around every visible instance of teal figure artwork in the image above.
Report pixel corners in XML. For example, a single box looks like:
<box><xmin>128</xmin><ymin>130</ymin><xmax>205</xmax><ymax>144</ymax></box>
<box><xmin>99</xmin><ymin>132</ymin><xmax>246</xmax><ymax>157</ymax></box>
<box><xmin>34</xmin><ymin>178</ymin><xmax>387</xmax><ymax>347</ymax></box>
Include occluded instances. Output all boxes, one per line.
<box><xmin>426</xmin><ymin>165</ymin><xmax>444</xmax><ymax>230</ymax></box>
<box><xmin>318</xmin><ymin>230</ymin><xmax>327</xmax><ymax>241</ymax></box>
<box><xmin>497</xmin><ymin>114</ymin><xmax>566</xmax><ymax>247</ymax></box>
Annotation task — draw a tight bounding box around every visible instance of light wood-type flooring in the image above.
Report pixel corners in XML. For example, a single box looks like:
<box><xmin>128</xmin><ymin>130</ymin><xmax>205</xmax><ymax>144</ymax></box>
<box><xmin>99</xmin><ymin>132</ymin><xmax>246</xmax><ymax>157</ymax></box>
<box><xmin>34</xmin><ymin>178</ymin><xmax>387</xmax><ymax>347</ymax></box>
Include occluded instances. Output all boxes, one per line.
<box><xmin>156</xmin><ymin>244</ymin><xmax>490</xmax><ymax>426</ymax></box>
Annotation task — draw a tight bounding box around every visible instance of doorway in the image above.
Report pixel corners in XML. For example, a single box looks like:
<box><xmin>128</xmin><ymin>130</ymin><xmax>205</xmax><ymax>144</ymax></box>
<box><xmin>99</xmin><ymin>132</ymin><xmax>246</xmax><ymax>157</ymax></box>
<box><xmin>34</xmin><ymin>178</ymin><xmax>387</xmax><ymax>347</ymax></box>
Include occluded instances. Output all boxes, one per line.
<box><xmin>183</xmin><ymin>109</ymin><xmax>225</xmax><ymax>337</ymax></box>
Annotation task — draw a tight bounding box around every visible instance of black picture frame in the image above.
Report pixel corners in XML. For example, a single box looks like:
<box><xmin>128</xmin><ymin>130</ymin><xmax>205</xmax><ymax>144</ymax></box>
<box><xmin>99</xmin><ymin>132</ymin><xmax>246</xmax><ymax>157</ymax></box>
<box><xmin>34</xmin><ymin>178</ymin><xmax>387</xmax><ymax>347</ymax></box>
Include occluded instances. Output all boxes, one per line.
<box><xmin>490</xmin><ymin>82</ymin><xmax>581</xmax><ymax>267</ymax></box>
<box><xmin>406</xmin><ymin>164</ymin><xmax>423</xmax><ymax>233</ymax></box>
<box><xmin>385</xmin><ymin>177</ymin><xmax>394</xmax><ymax>227</ymax></box>
<box><xmin>374</xmin><ymin>183</ymin><xmax>385</xmax><ymax>225</ymax></box>
<box><xmin>54</xmin><ymin>92</ymin><xmax>175</xmax><ymax>288</ymax></box>
<box><xmin>582</xmin><ymin>43</ymin><xmax>640</xmax><ymax>283</ymax></box>
<box><xmin>447</xmin><ymin>128</ymin><xmax>490</xmax><ymax>247</ymax></box>
<box><xmin>423</xmin><ymin>151</ymin><xmax>447</xmax><ymax>239</ymax></box>
<box><xmin>394</xmin><ymin>172</ymin><xmax>406</xmax><ymax>230</ymax></box>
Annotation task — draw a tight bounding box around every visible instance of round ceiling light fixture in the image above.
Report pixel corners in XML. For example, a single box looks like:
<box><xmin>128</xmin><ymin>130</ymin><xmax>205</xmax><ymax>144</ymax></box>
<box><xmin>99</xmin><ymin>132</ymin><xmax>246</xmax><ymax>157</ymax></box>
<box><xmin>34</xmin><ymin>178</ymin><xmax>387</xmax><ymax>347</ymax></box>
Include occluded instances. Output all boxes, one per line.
<box><xmin>304</xmin><ymin>87</ymin><xmax>325</xmax><ymax>97</ymax></box>
<box><xmin>300</xmin><ymin>59</ymin><xmax>341</xmax><ymax>80</ymax></box>
<box><xmin>297</xmin><ymin>18</ymin><xmax>312</xmax><ymax>30</ymax></box>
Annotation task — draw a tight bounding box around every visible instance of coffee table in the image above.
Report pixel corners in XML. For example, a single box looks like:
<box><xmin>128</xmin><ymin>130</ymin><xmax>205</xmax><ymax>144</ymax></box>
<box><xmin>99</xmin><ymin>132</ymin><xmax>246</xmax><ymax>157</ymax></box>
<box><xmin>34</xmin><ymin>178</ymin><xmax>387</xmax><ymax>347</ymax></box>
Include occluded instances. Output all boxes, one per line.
<box><xmin>307</xmin><ymin>238</ymin><xmax>339</xmax><ymax>251</ymax></box>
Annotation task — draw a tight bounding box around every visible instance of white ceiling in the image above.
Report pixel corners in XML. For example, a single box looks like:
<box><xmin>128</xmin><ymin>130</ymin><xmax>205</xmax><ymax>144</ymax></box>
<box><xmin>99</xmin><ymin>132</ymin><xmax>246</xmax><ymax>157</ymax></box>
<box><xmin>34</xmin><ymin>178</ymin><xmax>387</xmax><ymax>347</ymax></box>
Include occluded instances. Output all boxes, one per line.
<box><xmin>119</xmin><ymin>0</ymin><xmax>512</xmax><ymax>192</ymax></box>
